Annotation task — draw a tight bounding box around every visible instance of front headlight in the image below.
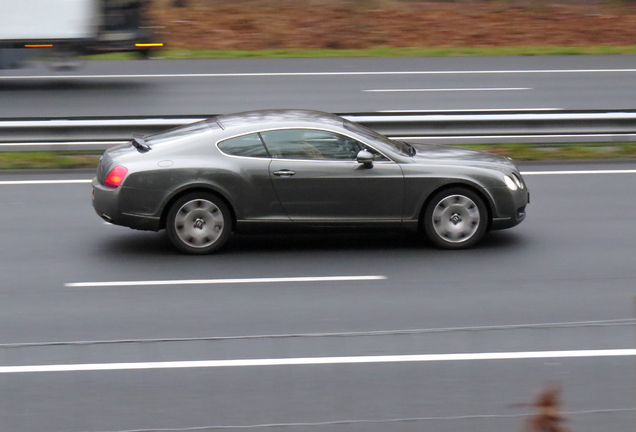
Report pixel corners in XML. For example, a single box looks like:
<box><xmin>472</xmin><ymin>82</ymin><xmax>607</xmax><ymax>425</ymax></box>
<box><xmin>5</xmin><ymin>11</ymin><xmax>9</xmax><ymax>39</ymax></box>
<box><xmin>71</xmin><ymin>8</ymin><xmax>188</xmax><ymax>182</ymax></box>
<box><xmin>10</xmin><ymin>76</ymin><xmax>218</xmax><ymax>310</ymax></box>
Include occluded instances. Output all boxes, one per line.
<box><xmin>511</xmin><ymin>172</ymin><xmax>523</xmax><ymax>189</ymax></box>
<box><xmin>504</xmin><ymin>175</ymin><xmax>518</xmax><ymax>191</ymax></box>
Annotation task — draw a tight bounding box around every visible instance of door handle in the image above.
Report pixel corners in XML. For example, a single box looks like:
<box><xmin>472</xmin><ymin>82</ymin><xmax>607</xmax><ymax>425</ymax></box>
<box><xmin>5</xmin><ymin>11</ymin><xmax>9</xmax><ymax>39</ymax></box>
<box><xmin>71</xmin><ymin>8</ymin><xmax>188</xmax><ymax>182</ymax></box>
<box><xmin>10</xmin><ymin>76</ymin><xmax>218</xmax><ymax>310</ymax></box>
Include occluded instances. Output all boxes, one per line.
<box><xmin>273</xmin><ymin>170</ymin><xmax>295</xmax><ymax>177</ymax></box>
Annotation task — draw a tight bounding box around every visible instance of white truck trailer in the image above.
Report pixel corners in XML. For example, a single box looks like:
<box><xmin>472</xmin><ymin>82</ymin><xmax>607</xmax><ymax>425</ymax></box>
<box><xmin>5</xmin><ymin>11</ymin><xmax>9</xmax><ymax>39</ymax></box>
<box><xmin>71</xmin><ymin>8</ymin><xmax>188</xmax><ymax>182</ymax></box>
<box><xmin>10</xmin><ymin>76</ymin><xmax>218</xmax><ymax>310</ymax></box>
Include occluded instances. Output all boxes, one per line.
<box><xmin>0</xmin><ymin>0</ymin><xmax>158</xmax><ymax>69</ymax></box>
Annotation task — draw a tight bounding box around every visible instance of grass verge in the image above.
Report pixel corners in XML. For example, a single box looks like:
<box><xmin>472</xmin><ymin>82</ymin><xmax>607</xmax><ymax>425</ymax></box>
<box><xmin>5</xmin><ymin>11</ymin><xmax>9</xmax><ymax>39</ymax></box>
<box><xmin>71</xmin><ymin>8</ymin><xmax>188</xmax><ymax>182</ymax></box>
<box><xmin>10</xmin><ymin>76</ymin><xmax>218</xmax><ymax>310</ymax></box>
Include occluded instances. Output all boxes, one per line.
<box><xmin>0</xmin><ymin>152</ymin><xmax>101</xmax><ymax>170</ymax></box>
<box><xmin>84</xmin><ymin>46</ymin><xmax>636</xmax><ymax>60</ymax></box>
<box><xmin>457</xmin><ymin>143</ymin><xmax>636</xmax><ymax>161</ymax></box>
<box><xmin>2</xmin><ymin>144</ymin><xmax>636</xmax><ymax>170</ymax></box>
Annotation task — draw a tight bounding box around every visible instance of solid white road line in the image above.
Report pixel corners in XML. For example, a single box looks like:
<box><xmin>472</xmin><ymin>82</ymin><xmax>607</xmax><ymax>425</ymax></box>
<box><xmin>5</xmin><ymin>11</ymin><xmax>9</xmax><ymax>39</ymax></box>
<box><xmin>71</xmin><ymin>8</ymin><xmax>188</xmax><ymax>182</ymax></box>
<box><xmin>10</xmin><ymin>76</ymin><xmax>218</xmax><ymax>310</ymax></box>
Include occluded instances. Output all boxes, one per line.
<box><xmin>1</xmin><ymin>349</ymin><xmax>635</xmax><ymax>374</ymax></box>
<box><xmin>347</xmin><ymin>112</ymin><xmax>636</xmax><ymax>122</ymax></box>
<box><xmin>3</xmin><ymin>69</ymin><xmax>636</xmax><ymax>79</ymax></box>
<box><xmin>393</xmin><ymin>133</ymin><xmax>636</xmax><ymax>140</ymax></box>
<box><xmin>2</xmin><ymin>169</ymin><xmax>636</xmax><ymax>187</ymax></box>
<box><xmin>65</xmin><ymin>275</ymin><xmax>388</xmax><ymax>288</ymax></box>
<box><xmin>0</xmin><ymin>118</ymin><xmax>204</xmax><ymax>127</ymax></box>
<box><xmin>522</xmin><ymin>169</ymin><xmax>636</xmax><ymax>175</ymax></box>
<box><xmin>0</xmin><ymin>179</ymin><xmax>92</xmax><ymax>185</ymax></box>
<box><xmin>0</xmin><ymin>141</ymin><xmax>127</xmax><ymax>147</ymax></box>
<box><xmin>364</xmin><ymin>87</ymin><xmax>531</xmax><ymax>92</ymax></box>
<box><xmin>380</xmin><ymin>108</ymin><xmax>562</xmax><ymax>113</ymax></box>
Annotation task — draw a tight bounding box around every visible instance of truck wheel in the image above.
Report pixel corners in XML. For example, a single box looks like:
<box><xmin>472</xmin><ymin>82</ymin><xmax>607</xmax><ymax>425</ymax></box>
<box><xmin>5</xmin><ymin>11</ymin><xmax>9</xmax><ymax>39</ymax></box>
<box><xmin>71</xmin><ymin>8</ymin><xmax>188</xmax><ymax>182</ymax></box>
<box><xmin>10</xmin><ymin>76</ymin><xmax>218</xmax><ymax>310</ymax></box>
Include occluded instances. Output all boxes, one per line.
<box><xmin>47</xmin><ymin>48</ymin><xmax>83</xmax><ymax>71</ymax></box>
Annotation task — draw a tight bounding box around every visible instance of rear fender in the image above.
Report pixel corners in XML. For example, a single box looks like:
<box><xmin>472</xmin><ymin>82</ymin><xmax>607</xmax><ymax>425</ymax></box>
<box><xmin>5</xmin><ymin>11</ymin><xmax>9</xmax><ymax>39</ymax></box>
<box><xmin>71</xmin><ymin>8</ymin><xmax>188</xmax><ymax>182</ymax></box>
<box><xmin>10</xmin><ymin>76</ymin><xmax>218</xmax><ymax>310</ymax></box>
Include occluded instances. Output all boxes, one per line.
<box><xmin>158</xmin><ymin>182</ymin><xmax>238</xmax><ymax>230</ymax></box>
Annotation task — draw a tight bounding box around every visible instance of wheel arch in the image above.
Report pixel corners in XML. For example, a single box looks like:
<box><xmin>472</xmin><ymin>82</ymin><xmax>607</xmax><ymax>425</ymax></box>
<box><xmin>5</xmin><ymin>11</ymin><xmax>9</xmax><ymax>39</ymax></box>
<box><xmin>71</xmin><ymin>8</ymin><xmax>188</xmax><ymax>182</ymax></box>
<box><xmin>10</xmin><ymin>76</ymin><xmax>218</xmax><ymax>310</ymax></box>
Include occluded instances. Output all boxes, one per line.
<box><xmin>418</xmin><ymin>182</ymin><xmax>494</xmax><ymax>232</ymax></box>
<box><xmin>159</xmin><ymin>185</ymin><xmax>237</xmax><ymax>231</ymax></box>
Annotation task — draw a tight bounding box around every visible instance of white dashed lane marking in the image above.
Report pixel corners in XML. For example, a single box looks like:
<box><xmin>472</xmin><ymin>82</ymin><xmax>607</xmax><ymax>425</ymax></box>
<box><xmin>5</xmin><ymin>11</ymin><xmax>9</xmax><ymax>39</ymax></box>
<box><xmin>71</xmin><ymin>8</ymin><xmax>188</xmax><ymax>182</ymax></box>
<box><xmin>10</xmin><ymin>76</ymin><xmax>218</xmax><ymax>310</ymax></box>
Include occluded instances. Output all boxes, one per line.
<box><xmin>65</xmin><ymin>275</ymin><xmax>388</xmax><ymax>288</ymax></box>
<box><xmin>364</xmin><ymin>87</ymin><xmax>531</xmax><ymax>92</ymax></box>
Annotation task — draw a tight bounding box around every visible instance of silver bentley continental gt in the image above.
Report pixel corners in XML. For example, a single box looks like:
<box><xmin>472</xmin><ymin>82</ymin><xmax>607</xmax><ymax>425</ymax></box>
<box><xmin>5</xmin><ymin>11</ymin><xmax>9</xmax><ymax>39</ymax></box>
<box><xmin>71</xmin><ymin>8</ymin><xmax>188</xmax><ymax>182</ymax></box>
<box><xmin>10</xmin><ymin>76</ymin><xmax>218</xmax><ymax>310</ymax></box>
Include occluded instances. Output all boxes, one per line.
<box><xmin>92</xmin><ymin>110</ymin><xmax>529</xmax><ymax>254</ymax></box>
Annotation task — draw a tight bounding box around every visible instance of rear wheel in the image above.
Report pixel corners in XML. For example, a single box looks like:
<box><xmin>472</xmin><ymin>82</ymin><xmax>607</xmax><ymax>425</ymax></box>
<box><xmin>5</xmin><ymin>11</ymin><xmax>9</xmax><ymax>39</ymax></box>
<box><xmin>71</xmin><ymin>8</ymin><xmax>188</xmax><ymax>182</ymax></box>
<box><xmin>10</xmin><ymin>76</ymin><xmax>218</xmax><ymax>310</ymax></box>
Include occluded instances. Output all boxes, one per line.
<box><xmin>166</xmin><ymin>192</ymin><xmax>232</xmax><ymax>254</ymax></box>
<box><xmin>423</xmin><ymin>187</ymin><xmax>488</xmax><ymax>249</ymax></box>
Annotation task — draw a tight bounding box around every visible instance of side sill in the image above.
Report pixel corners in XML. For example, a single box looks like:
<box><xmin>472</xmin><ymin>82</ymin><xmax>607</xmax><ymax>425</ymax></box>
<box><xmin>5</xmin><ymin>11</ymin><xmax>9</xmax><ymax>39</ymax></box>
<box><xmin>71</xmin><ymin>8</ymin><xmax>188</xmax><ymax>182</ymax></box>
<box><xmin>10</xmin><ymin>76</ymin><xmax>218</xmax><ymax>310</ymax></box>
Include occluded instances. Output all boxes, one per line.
<box><xmin>236</xmin><ymin>219</ymin><xmax>409</xmax><ymax>233</ymax></box>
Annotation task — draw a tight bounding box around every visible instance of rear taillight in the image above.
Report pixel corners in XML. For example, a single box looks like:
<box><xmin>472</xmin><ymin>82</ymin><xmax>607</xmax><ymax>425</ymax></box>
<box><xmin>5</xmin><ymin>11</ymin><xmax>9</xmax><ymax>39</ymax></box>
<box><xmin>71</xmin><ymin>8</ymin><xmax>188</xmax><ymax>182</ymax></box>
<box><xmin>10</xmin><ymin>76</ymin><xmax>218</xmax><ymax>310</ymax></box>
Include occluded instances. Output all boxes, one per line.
<box><xmin>104</xmin><ymin>166</ymin><xmax>128</xmax><ymax>189</ymax></box>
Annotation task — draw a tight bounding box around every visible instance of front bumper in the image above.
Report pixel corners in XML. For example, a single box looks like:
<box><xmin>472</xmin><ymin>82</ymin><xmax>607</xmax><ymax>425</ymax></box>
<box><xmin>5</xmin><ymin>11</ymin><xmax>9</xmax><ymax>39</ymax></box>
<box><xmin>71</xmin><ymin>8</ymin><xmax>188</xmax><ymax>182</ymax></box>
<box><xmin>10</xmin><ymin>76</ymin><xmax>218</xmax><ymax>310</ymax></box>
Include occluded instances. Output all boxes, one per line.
<box><xmin>488</xmin><ymin>187</ymin><xmax>530</xmax><ymax>231</ymax></box>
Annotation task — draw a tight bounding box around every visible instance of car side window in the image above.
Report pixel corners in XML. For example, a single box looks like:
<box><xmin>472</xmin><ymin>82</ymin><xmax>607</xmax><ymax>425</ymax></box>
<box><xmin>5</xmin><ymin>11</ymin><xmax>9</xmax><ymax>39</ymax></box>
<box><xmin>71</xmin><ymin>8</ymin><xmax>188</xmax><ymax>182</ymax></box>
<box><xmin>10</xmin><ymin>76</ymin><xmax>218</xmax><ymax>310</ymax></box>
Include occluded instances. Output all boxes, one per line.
<box><xmin>260</xmin><ymin>129</ymin><xmax>388</xmax><ymax>161</ymax></box>
<box><xmin>218</xmin><ymin>133</ymin><xmax>270</xmax><ymax>158</ymax></box>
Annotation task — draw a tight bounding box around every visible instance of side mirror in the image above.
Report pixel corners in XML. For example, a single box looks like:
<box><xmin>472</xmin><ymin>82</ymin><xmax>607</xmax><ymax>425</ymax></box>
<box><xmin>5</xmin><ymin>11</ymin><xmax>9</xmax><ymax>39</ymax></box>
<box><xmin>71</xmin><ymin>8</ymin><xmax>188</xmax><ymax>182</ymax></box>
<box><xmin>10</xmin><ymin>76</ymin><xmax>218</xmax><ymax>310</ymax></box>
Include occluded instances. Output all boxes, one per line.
<box><xmin>356</xmin><ymin>150</ymin><xmax>374</xmax><ymax>168</ymax></box>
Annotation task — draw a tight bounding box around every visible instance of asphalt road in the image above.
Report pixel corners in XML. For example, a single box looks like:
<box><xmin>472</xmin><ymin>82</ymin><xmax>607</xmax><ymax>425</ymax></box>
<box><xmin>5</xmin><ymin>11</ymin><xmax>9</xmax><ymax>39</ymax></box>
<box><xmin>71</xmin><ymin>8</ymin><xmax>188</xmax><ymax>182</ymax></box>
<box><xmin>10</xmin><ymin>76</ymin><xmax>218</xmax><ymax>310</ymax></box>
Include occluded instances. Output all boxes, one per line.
<box><xmin>3</xmin><ymin>56</ymin><xmax>636</xmax><ymax>117</ymax></box>
<box><xmin>0</xmin><ymin>162</ymin><xmax>635</xmax><ymax>431</ymax></box>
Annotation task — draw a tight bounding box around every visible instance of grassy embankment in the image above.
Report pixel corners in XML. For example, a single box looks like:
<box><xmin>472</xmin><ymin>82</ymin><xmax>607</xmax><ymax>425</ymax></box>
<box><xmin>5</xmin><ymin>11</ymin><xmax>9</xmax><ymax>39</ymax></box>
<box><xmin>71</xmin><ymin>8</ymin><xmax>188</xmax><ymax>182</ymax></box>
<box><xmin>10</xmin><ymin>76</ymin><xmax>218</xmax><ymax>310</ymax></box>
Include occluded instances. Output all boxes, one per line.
<box><xmin>86</xmin><ymin>45</ymin><xmax>636</xmax><ymax>60</ymax></box>
<box><xmin>89</xmin><ymin>0</ymin><xmax>636</xmax><ymax>58</ymax></box>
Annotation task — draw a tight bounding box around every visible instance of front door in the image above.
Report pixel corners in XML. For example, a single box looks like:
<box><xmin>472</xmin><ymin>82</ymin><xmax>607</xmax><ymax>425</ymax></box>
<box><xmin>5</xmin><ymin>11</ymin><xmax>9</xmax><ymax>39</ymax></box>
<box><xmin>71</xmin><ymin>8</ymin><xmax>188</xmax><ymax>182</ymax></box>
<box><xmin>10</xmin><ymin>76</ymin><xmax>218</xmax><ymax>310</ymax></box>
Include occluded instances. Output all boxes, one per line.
<box><xmin>261</xmin><ymin>129</ymin><xmax>404</xmax><ymax>224</ymax></box>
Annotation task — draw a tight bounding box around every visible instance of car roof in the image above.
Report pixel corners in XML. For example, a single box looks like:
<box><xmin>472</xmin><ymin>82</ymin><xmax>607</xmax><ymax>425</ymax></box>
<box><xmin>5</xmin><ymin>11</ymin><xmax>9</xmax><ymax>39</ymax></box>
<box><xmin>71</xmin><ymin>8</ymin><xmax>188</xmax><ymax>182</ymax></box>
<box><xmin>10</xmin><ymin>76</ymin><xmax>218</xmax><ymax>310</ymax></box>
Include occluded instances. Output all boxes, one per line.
<box><xmin>215</xmin><ymin>109</ymin><xmax>344</xmax><ymax>130</ymax></box>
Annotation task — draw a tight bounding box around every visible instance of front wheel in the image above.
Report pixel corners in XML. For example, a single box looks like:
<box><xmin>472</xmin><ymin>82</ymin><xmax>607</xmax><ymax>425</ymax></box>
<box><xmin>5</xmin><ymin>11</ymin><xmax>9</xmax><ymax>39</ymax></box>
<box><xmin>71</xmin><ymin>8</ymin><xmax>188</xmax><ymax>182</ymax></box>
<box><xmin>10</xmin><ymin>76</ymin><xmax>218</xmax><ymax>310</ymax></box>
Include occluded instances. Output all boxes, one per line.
<box><xmin>166</xmin><ymin>193</ymin><xmax>232</xmax><ymax>254</ymax></box>
<box><xmin>422</xmin><ymin>187</ymin><xmax>488</xmax><ymax>249</ymax></box>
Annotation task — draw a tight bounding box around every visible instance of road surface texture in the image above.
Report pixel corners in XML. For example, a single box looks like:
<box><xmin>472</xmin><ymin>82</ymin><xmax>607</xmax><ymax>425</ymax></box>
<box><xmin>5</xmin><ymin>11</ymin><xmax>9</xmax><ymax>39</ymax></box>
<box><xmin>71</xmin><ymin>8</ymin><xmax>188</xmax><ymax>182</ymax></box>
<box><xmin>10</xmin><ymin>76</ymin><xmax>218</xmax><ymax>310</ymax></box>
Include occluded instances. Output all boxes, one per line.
<box><xmin>0</xmin><ymin>162</ymin><xmax>634</xmax><ymax>431</ymax></box>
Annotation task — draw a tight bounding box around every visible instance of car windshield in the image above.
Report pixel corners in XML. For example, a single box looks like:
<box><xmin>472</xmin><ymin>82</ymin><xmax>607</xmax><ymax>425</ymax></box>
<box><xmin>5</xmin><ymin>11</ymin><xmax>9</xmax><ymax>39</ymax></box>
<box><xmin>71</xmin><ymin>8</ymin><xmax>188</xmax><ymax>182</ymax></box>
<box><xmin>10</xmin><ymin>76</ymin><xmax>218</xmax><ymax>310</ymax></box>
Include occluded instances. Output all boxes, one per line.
<box><xmin>343</xmin><ymin>119</ymin><xmax>410</xmax><ymax>157</ymax></box>
<box><xmin>145</xmin><ymin>119</ymin><xmax>219</xmax><ymax>147</ymax></box>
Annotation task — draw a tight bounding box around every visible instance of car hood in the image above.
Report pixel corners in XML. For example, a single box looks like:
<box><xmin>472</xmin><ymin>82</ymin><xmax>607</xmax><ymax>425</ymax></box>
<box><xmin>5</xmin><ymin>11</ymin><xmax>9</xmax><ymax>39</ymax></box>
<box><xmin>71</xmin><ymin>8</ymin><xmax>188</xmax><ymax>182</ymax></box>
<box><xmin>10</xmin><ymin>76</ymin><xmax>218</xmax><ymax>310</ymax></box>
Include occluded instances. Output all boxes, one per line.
<box><xmin>407</xmin><ymin>142</ymin><xmax>514</xmax><ymax>169</ymax></box>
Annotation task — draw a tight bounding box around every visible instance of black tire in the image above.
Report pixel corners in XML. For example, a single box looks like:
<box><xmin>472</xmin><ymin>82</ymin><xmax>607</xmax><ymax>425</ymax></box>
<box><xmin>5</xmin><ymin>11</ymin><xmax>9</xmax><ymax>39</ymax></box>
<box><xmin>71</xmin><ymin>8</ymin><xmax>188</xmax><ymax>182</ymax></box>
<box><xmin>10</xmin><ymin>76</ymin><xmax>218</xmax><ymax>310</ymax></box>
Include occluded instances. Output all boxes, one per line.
<box><xmin>422</xmin><ymin>187</ymin><xmax>488</xmax><ymax>249</ymax></box>
<box><xmin>46</xmin><ymin>47</ymin><xmax>83</xmax><ymax>71</ymax></box>
<box><xmin>137</xmin><ymin>48</ymin><xmax>152</xmax><ymax>60</ymax></box>
<box><xmin>166</xmin><ymin>192</ymin><xmax>233</xmax><ymax>254</ymax></box>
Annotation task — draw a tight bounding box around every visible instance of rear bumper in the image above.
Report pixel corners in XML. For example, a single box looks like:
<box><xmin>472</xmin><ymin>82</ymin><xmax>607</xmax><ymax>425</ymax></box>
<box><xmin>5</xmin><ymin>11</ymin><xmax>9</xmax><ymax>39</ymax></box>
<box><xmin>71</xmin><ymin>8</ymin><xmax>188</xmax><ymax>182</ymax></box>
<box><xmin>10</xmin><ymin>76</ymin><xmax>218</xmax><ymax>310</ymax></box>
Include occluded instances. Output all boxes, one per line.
<box><xmin>92</xmin><ymin>178</ymin><xmax>161</xmax><ymax>231</ymax></box>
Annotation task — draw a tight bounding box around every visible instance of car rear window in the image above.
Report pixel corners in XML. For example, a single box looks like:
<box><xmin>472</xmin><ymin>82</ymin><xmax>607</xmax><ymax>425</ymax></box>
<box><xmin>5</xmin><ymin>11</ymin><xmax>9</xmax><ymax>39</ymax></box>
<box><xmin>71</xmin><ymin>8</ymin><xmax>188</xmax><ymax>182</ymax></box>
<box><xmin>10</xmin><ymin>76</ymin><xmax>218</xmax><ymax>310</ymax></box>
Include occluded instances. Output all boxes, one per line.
<box><xmin>217</xmin><ymin>133</ymin><xmax>270</xmax><ymax>158</ymax></box>
<box><xmin>145</xmin><ymin>119</ymin><xmax>220</xmax><ymax>147</ymax></box>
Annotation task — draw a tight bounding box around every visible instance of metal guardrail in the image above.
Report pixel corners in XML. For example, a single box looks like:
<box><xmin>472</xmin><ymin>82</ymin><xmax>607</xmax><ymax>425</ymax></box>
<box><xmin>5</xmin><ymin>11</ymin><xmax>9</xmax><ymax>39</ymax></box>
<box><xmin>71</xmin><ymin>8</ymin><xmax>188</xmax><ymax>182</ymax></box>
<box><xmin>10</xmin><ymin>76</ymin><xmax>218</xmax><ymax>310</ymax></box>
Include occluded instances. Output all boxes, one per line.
<box><xmin>2</xmin><ymin>110</ymin><xmax>636</xmax><ymax>151</ymax></box>
<box><xmin>0</xmin><ymin>117</ymin><xmax>203</xmax><ymax>146</ymax></box>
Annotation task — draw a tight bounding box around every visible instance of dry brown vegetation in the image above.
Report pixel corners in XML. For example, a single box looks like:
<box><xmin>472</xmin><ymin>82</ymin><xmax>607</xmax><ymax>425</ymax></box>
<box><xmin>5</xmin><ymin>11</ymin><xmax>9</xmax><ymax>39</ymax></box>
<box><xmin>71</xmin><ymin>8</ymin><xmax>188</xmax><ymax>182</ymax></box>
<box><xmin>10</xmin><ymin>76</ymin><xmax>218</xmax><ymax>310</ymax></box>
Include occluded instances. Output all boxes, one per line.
<box><xmin>149</xmin><ymin>0</ymin><xmax>636</xmax><ymax>50</ymax></box>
